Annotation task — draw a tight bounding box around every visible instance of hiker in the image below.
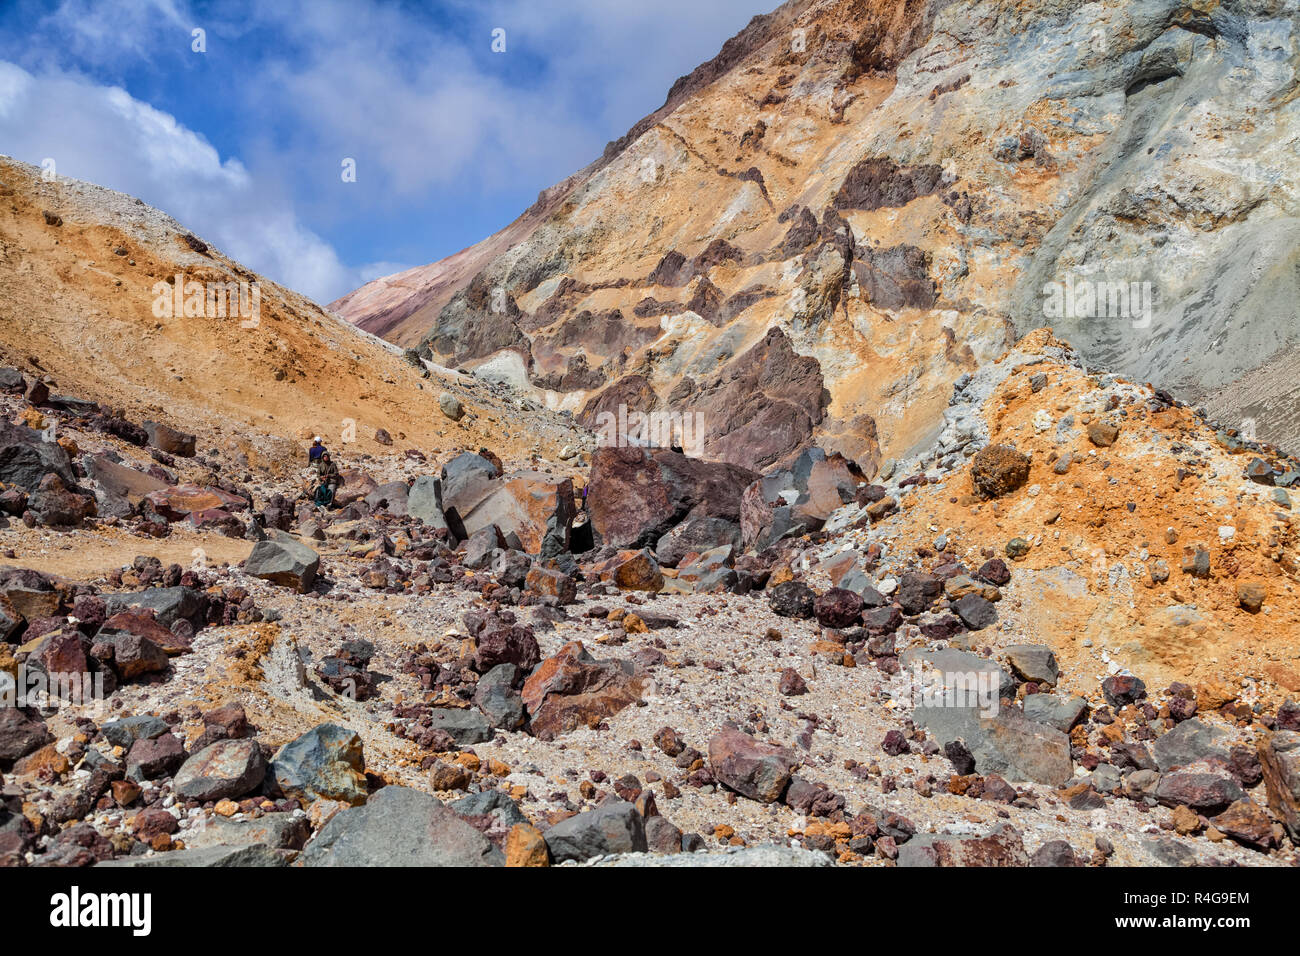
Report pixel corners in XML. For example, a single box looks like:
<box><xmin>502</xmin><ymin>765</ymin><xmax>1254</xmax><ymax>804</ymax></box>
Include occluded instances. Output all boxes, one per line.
<box><xmin>308</xmin><ymin>436</ymin><xmax>326</xmax><ymax>463</ymax></box>
<box><xmin>313</xmin><ymin>451</ymin><xmax>341</xmax><ymax>507</ymax></box>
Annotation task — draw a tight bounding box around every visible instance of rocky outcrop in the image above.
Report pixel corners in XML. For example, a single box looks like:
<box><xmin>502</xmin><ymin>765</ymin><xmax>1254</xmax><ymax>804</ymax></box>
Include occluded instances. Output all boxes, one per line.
<box><xmin>588</xmin><ymin>445</ymin><xmax>756</xmax><ymax>550</ymax></box>
<box><xmin>336</xmin><ymin>0</ymin><xmax>1300</xmax><ymax>464</ymax></box>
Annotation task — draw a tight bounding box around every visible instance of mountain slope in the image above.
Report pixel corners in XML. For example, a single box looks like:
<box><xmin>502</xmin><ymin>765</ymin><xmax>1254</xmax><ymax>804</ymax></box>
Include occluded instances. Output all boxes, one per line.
<box><xmin>334</xmin><ymin>0</ymin><xmax>1300</xmax><ymax>472</ymax></box>
<box><xmin>0</xmin><ymin>156</ymin><xmax>582</xmax><ymax>473</ymax></box>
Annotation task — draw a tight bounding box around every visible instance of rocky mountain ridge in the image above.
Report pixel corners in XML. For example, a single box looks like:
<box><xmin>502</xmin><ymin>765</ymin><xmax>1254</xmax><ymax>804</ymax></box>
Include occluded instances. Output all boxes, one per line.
<box><xmin>335</xmin><ymin>0</ymin><xmax>1300</xmax><ymax>473</ymax></box>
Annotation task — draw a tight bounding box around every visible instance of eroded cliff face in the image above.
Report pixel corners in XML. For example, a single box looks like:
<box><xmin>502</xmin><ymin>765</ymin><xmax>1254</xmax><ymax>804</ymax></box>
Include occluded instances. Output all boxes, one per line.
<box><xmin>334</xmin><ymin>0</ymin><xmax>1300</xmax><ymax>473</ymax></box>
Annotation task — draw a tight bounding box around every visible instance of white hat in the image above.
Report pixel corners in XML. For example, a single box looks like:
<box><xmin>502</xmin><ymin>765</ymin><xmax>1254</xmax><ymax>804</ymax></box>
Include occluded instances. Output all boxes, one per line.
<box><xmin>313</xmin><ymin>436</ymin><xmax>322</xmax><ymax>442</ymax></box>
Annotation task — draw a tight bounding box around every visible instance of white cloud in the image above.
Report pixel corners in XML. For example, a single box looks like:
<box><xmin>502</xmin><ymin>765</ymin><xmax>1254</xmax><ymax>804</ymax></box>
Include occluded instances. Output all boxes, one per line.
<box><xmin>0</xmin><ymin>0</ymin><xmax>762</xmax><ymax>301</ymax></box>
<box><xmin>0</xmin><ymin>60</ymin><xmax>387</xmax><ymax>302</ymax></box>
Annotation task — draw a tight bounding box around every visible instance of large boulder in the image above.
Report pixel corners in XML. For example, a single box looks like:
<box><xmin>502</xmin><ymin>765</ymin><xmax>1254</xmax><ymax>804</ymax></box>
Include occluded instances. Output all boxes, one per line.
<box><xmin>543</xmin><ymin>800</ymin><xmax>647</xmax><ymax>862</ymax></box>
<box><xmin>654</xmin><ymin>513</ymin><xmax>741</xmax><ymax>568</ymax></box>
<box><xmin>454</xmin><ymin>473</ymin><xmax>575</xmax><ymax>555</ymax></box>
<box><xmin>406</xmin><ymin>475</ymin><xmax>448</xmax><ymax>530</ymax></box>
<box><xmin>302</xmin><ymin>786</ymin><xmax>502</xmax><ymax>866</ymax></box>
<box><xmin>674</xmin><ymin>545</ymin><xmax>737</xmax><ymax>593</ymax></box>
<box><xmin>474</xmin><ymin>664</ymin><xmax>526</xmax><ymax>730</ymax></box>
<box><xmin>589</xmin><ymin>549</ymin><xmax>664</xmax><ymax>592</ymax></box>
<box><xmin>28</xmin><ymin>474</ymin><xmax>96</xmax><ymax>527</ymax></box>
<box><xmin>1155</xmin><ymin>761</ymin><xmax>1246</xmax><ymax>814</ymax></box>
<box><xmin>97</xmin><ymin>631</ymin><xmax>169</xmax><ymax>680</ymax></box>
<box><xmin>144</xmin><ymin>483</ymin><xmax>247</xmax><ymax>519</ymax></box>
<box><xmin>588</xmin><ymin>445</ymin><xmax>756</xmax><ymax>550</ymax></box>
<box><xmin>183</xmin><ymin>812</ymin><xmax>308</xmax><ymax>851</ymax></box>
<box><xmin>86</xmin><ymin>454</ymin><xmax>168</xmax><ymax>510</ymax></box>
<box><xmin>521</xmin><ymin>641</ymin><xmax>644</xmax><ymax>740</ymax></box>
<box><xmin>0</xmin><ymin>420</ymin><xmax>74</xmax><ymax>491</ymax></box>
<box><xmin>333</xmin><ymin>469</ymin><xmax>378</xmax><ymax>507</ymax></box>
<box><xmin>364</xmin><ymin>481</ymin><xmax>410</xmax><ymax>517</ymax></box>
<box><xmin>903</xmin><ymin>649</ymin><xmax>1069</xmax><ymax>785</ymax></box>
<box><xmin>425</xmin><ymin>708</ymin><xmax>492</xmax><ymax>745</ymax></box>
<box><xmin>740</xmin><ymin>448</ymin><xmax>857</xmax><ymax>551</ymax></box>
<box><xmin>0</xmin><ymin>567</ymin><xmax>61</xmax><ymax>621</ymax></box>
<box><xmin>244</xmin><ymin>534</ymin><xmax>320</xmax><ymax>592</ymax></box>
<box><xmin>0</xmin><ymin>707</ymin><xmax>53</xmax><ymax>761</ymax></box>
<box><xmin>1151</xmin><ymin>718</ymin><xmax>1230</xmax><ymax>772</ymax></box>
<box><xmin>439</xmin><ymin>452</ymin><xmax>499</xmax><ymax>533</ymax></box>
<box><xmin>173</xmin><ymin>738</ymin><xmax>267</xmax><ymax>801</ymax></box>
<box><xmin>103</xmin><ymin>586</ymin><xmax>206</xmax><ymax>631</ymax></box>
<box><xmin>708</xmin><ymin>727</ymin><xmax>798</xmax><ymax>803</ymax></box>
<box><xmin>270</xmin><ymin>723</ymin><xmax>368</xmax><ymax>806</ymax></box>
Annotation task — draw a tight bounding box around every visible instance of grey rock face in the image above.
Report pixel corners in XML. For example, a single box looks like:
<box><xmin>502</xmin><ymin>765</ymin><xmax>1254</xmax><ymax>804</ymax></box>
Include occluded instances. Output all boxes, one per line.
<box><xmin>426</xmin><ymin>708</ymin><xmax>493</xmax><ymax>745</ymax></box>
<box><xmin>302</xmin><ymin>786</ymin><xmax>503</xmax><ymax>867</ymax></box>
<box><xmin>270</xmin><ymin>723</ymin><xmax>368</xmax><ymax>806</ymax></box>
<box><xmin>1152</xmin><ymin>718</ymin><xmax>1230</xmax><ymax>772</ymax></box>
<box><xmin>244</xmin><ymin>535</ymin><xmax>320</xmax><ymax>592</ymax></box>
<box><xmin>173</xmin><ymin>739</ymin><xmax>267</xmax><ymax>802</ymax></box>
<box><xmin>1023</xmin><ymin>693</ymin><xmax>1086</xmax><ymax>732</ymax></box>
<box><xmin>542</xmin><ymin>800</ymin><xmax>648</xmax><ymax>862</ymax></box>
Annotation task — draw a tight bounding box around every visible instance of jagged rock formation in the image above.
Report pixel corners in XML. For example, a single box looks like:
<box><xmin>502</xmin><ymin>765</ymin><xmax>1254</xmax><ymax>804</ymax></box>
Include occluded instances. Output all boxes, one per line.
<box><xmin>335</xmin><ymin>0</ymin><xmax>1300</xmax><ymax>470</ymax></box>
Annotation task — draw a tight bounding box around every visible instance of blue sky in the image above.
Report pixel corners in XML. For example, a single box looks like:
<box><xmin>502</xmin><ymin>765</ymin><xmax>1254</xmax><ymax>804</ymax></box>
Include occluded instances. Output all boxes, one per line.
<box><xmin>0</xmin><ymin>0</ymin><xmax>761</xmax><ymax>303</ymax></box>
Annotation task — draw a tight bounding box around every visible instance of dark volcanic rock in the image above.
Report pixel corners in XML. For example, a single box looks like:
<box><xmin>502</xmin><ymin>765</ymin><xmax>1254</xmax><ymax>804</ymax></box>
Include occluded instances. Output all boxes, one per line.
<box><xmin>543</xmin><ymin>799</ymin><xmax>648</xmax><ymax>862</ymax></box>
<box><xmin>1155</xmin><ymin>762</ymin><xmax>1246</xmax><ymax>814</ymax></box>
<box><xmin>896</xmin><ymin>572</ymin><xmax>942</xmax><ymax>615</ymax></box>
<box><xmin>587</xmin><ymin>445</ymin><xmax>756</xmax><ymax>550</ymax></box>
<box><xmin>768</xmin><ymin>580</ymin><xmax>816</xmax><ymax>619</ymax></box>
<box><xmin>521</xmin><ymin>641</ymin><xmax>644</xmax><ymax>740</ymax></box>
<box><xmin>814</xmin><ymin>587</ymin><xmax>864</xmax><ymax>628</ymax></box>
<box><xmin>270</xmin><ymin>723</ymin><xmax>368</xmax><ymax>806</ymax></box>
<box><xmin>302</xmin><ymin>785</ymin><xmax>503</xmax><ymax>866</ymax></box>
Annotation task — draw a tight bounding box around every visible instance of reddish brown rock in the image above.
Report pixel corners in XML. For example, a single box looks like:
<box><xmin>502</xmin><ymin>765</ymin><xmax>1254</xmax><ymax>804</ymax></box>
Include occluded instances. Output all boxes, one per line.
<box><xmin>1257</xmin><ymin>730</ymin><xmax>1300</xmax><ymax>842</ymax></box>
<box><xmin>587</xmin><ymin>445</ymin><xmax>756</xmax><ymax>550</ymax></box>
<box><xmin>778</xmin><ymin>667</ymin><xmax>807</xmax><ymax>696</ymax></box>
<box><xmin>708</xmin><ymin>727</ymin><xmax>798</xmax><ymax>803</ymax></box>
<box><xmin>144</xmin><ymin>483</ymin><xmax>246</xmax><ymax>520</ymax></box>
<box><xmin>1155</xmin><ymin>761</ymin><xmax>1245</xmax><ymax>814</ymax></box>
<box><xmin>590</xmin><ymin>549</ymin><xmax>664</xmax><ymax>592</ymax></box>
<box><xmin>521</xmin><ymin>641</ymin><xmax>644</xmax><ymax>741</ymax></box>
<box><xmin>524</xmin><ymin>566</ymin><xmax>577</xmax><ymax>604</ymax></box>
<box><xmin>1209</xmin><ymin>798</ymin><xmax>1273</xmax><ymax>849</ymax></box>
<box><xmin>970</xmin><ymin>444</ymin><xmax>1031</xmax><ymax>499</ymax></box>
<box><xmin>28</xmin><ymin>474</ymin><xmax>96</xmax><ymax>527</ymax></box>
<box><xmin>454</xmin><ymin>472</ymin><xmax>574</xmax><ymax>555</ymax></box>
<box><xmin>813</xmin><ymin>587</ymin><xmax>864</xmax><ymax>628</ymax></box>
<box><xmin>899</xmin><ymin>824</ymin><xmax>1028</xmax><ymax>867</ymax></box>
<box><xmin>30</xmin><ymin>629</ymin><xmax>90</xmax><ymax>679</ymax></box>
<box><xmin>99</xmin><ymin>608</ymin><xmax>192</xmax><ymax>655</ymax></box>
<box><xmin>131</xmin><ymin>806</ymin><xmax>179</xmax><ymax>841</ymax></box>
